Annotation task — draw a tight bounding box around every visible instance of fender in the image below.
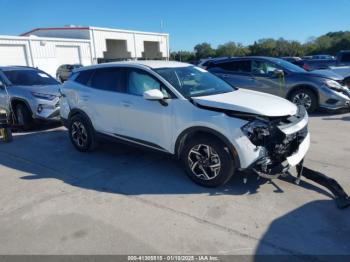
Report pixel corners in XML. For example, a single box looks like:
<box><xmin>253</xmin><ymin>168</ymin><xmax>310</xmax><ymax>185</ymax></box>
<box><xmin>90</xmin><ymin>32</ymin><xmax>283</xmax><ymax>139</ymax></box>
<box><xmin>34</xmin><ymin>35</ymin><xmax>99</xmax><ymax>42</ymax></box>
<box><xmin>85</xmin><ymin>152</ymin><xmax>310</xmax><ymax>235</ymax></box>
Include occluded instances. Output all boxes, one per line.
<box><xmin>68</xmin><ymin>108</ymin><xmax>94</xmax><ymax>128</ymax></box>
<box><xmin>286</xmin><ymin>84</ymin><xmax>320</xmax><ymax>101</ymax></box>
<box><xmin>10</xmin><ymin>97</ymin><xmax>33</xmax><ymax>115</ymax></box>
<box><xmin>175</xmin><ymin>126</ymin><xmax>241</xmax><ymax>169</ymax></box>
<box><xmin>63</xmin><ymin>108</ymin><xmax>95</xmax><ymax>130</ymax></box>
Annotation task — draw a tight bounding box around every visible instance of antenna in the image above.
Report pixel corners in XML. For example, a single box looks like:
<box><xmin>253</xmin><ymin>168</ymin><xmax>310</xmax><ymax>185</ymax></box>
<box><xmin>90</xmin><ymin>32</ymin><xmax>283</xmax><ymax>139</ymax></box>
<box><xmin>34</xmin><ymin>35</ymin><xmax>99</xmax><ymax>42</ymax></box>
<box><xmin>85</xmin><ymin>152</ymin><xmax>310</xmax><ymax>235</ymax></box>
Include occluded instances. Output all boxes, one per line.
<box><xmin>160</xmin><ymin>19</ymin><xmax>164</xmax><ymax>33</ymax></box>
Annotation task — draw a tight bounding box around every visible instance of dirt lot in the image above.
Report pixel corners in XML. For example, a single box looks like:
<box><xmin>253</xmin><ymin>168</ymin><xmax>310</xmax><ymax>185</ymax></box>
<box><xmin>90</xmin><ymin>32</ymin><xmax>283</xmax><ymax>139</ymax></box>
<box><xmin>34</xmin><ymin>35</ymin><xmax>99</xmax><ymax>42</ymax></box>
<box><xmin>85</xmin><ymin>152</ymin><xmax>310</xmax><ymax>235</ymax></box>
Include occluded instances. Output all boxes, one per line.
<box><xmin>0</xmin><ymin>111</ymin><xmax>349</xmax><ymax>255</ymax></box>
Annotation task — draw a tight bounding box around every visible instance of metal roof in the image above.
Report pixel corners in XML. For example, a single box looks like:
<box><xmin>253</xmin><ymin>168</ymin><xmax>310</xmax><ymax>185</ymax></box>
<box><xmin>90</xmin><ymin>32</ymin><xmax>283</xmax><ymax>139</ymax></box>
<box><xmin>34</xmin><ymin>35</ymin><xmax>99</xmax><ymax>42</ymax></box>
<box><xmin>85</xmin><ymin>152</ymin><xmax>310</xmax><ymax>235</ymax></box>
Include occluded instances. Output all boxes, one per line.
<box><xmin>21</xmin><ymin>26</ymin><xmax>169</xmax><ymax>37</ymax></box>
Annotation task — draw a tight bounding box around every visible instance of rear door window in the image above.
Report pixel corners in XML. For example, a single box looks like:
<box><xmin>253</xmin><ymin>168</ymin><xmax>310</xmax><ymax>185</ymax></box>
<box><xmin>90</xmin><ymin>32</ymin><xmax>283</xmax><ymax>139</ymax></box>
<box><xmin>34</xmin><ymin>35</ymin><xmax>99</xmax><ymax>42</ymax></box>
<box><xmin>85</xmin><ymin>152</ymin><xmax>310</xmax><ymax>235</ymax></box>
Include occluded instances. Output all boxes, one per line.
<box><xmin>216</xmin><ymin>60</ymin><xmax>251</xmax><ymax>73</ymax></box>
<box><xmin>89</xmin><ymin>67</ymin><xmax>125</xmax><ymax>92</ymax></box>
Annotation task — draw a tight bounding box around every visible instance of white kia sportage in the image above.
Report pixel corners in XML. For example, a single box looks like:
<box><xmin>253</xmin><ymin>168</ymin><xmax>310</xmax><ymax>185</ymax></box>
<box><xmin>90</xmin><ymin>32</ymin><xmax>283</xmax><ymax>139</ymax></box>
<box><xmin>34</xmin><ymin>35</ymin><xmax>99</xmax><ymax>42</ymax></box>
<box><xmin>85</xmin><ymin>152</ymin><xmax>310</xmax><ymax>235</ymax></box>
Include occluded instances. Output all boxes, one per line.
<box><xmin>60</xmin><ymin>61</ymin><xmax>310</xmax><ymax>187</ymax></box>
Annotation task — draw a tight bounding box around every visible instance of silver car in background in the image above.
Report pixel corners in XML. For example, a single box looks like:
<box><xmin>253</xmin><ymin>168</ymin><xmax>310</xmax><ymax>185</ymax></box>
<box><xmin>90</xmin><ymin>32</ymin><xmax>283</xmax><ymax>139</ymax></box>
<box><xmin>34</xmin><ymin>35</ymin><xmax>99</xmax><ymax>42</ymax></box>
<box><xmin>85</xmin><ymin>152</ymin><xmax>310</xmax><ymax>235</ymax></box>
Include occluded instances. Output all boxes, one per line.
<box><xmin>0</xmin><ymin>66</ymin><xmax>61</xmax><ymax>129</ymax></box>
<box><xmin>207</xmin><ymin>57</ymin><xmax>350</xmax><ymax>112</ymax></box>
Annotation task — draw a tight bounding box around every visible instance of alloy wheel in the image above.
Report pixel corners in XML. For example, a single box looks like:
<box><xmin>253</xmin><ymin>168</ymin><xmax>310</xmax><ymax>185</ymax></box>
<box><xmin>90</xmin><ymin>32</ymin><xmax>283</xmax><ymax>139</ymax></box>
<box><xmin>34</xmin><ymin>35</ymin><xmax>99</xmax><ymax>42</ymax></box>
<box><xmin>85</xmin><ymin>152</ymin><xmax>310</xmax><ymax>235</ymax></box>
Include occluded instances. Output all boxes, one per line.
<box><xmin>292</xmin><ymin>92</ymin><xmax>312</xmax><ymax>109</ymax></box>
<box><xmin>71</xmin><ymin>121</ymin><xmax>88</xmax><ymax>148</ymax></box>
<box><xmin>187</xmin><ymin>144</ymin><xmax>221</xmax><ymax>180</ymax></box>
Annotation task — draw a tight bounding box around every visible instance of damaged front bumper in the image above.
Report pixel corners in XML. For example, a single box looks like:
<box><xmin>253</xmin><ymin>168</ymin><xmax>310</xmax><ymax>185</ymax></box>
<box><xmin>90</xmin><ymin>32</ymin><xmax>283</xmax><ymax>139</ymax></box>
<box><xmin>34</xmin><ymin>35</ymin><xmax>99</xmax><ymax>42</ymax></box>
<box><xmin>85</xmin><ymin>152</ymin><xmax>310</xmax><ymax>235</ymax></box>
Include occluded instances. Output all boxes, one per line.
<box><xmin>32</xmin><ymin>98</ymin><xmax>61</xmax><ymax>122</ymax></box>
<box><xmin>246</xmin><ymin>106</ymin><xmax>310</xmax><ymax>179</ymax></box>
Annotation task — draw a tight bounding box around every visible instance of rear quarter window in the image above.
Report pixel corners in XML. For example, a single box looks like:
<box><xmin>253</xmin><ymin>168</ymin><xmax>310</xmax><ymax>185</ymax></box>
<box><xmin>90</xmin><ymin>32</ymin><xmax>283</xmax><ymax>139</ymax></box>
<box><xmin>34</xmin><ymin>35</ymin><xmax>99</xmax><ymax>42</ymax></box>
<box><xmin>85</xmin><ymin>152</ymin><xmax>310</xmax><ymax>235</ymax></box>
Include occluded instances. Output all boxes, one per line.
<box><xmin>90</xmin><ymin>68</ymin><xmax>124</xmax><ymax>92</ymax></box>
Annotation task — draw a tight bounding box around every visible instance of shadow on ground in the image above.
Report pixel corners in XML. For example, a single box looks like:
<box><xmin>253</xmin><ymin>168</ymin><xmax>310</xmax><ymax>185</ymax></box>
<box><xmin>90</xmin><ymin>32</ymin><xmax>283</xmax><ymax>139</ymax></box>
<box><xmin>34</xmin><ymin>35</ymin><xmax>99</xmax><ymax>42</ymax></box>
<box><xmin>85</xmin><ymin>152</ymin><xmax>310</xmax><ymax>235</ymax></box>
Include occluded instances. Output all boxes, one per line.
<box><xmin>322</xmin><ymin>116</ymin><xmax>350</xmax><ymax>121</ymax></box>
<box><xmin>309</xmin><ymin>108</ymin><xmax>350</xmax><ymax>119</ymax></box>
<box><xmin>0</xmin><ymin>129</ymin><xmax>335</xmax><ymax>200</ymax></box>
<box><xmin>1</xmin><ymin>129</ymin><xmax>350</xmax><ymax>255</ymax></box>
<box><xmin>254</xmin><ymin>200</ymin><xmax>350</xmax><ymax>256</ymax></box>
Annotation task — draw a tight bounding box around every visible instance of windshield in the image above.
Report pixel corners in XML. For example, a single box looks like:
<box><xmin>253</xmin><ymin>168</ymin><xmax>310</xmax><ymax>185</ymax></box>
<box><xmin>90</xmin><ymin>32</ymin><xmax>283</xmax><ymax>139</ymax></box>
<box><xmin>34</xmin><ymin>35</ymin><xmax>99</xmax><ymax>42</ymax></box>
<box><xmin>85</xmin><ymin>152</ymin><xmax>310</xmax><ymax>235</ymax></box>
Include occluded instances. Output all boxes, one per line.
<box><xmin>154</xmin><ymin>66</ymin><xmax>235</xmax><ymax>98</ymax></box>
<box><xmin>3</xmin><ymin>69</ymin><xmax>59</xmax><ymax>86</ymax></box>
<box><xmin>270</xmin><ymin>58</ymin><xmax>306</xmax><ymax>73</ymax></box>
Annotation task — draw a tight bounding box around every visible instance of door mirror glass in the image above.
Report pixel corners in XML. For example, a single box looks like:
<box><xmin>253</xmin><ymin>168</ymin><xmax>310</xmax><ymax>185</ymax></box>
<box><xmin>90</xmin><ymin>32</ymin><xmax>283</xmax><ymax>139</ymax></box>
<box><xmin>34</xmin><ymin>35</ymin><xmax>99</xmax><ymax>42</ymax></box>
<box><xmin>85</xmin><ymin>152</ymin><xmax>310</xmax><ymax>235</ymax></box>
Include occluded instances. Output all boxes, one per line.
<box><xmin>143</xmin><ymin>89</ymin><xmax>165</xmax><ymax>100</ymax></box>
<box><xmin>273</xmin><ymin>69</ymin><xmax>285</xmax><ymax>77</ymax></box>
<box><xmin>0</xmin><ymin>80</ymin><xmax>5</xmax><ymax>89</ymax></box>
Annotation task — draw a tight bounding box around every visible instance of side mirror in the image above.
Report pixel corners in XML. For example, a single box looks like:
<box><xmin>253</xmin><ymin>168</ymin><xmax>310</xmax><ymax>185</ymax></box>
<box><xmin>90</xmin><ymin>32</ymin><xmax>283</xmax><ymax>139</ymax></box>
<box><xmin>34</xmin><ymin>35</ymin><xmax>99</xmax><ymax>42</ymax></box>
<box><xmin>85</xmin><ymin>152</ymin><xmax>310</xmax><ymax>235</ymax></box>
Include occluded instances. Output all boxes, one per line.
<box><xmin>143</xmin><ymin>89</ymin><xmax>165</xmax><ymax>100</ymax></box>
<box><xmin>273</xmin><ymin>69</ymin><xmax>285</xmax><ymax>77</ymax></box>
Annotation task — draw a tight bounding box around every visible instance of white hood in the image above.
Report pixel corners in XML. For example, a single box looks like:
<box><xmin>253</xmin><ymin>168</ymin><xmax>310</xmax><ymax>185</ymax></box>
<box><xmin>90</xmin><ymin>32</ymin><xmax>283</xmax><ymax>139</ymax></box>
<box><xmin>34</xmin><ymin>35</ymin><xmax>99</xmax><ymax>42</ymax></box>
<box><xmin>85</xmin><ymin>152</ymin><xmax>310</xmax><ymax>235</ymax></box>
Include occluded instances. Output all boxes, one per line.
<box><xmin>192</xmin><ymin>89</ymin><xmax>298</xmax><ymax>117</ymax></box>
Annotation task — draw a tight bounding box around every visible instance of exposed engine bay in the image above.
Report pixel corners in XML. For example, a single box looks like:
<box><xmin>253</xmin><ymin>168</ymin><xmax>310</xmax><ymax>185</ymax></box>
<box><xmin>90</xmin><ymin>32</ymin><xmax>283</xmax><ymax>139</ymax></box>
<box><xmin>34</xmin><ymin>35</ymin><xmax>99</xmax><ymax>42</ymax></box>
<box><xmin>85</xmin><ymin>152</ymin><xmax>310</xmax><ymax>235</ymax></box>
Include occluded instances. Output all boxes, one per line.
<box><xmin>241</xmin><ymin>106</ymin><xmax>309</xmax><ymax>178</ymax></box>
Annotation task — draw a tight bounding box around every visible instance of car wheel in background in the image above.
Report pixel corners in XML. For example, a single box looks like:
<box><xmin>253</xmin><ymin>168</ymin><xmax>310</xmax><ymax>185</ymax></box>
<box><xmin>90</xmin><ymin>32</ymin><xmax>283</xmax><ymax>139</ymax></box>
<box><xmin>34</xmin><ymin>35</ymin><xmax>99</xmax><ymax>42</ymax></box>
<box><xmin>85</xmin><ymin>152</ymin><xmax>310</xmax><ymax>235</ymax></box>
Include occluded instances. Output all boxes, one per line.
<box><xmin>3</xmin><ymin>128</ymin><xmax>13</xmax><ymax>142</ymax></box>
<box><xmin>69</xmin><ymin>114</ymin><xmax>97</xmax><ymax>152</ymax></box>
<box><xmin>15</xmin><ymin>103</ymin><xmax>33</xmax><ymax>130</ymax></box>
<box><xmin>181</xmin><ymin>136</ymin><xmax>235</xmax><ymax>187</ymax></box>
<box><xmin>290</xmin><ymin>89</ymin><xmax>317</xmax><ymax>113</ymax></box>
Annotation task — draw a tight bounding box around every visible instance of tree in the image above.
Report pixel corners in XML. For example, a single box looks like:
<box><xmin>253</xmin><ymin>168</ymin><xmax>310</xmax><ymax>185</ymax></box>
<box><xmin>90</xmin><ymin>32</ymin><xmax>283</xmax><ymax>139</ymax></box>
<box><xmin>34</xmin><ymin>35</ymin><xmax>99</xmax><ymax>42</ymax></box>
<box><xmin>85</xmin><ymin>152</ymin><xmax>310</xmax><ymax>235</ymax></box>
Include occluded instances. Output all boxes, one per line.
<box><xmin>194</xmin><ymin>42</ymin><xmax>215</xmax><ymax>60</ymax></box>
<box><xmin>170</xmin><ymin>51</ymin><xmax>196</xmax><ymax>62</ymax></box>
<box><xmin>216</xmin><ymin>42</ymin><xmax>250</xmax><ymax>57</ymax></box>
<box><xmin>172</xmin><ymin>30</ymin><xmax>350</xmax><ymax>62</ymax></box>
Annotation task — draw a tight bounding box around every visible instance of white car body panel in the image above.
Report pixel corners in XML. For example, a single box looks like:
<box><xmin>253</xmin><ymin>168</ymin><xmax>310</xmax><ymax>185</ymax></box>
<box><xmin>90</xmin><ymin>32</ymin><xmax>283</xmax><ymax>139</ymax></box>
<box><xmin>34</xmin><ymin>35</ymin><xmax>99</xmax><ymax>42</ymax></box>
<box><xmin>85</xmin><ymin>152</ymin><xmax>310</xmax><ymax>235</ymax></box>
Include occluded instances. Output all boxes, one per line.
<box><xmin>60</xmin><ymin>61</ymin><xmax>310</xmax><ymax>172</ymax></box>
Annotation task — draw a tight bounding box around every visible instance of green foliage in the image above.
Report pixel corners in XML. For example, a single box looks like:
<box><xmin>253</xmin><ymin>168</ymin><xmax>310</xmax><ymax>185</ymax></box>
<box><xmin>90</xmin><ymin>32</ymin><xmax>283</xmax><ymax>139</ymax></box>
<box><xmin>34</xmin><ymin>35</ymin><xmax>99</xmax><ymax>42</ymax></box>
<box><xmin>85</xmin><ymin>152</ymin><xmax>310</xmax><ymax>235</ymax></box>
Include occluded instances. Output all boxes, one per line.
<box><xmin>216</xmin><ymin>42</ymin><xmax>250</xmax><ymax>57</ymax></box>
<box><xmin>194</xmin><ymin>42</ymin><xmax>216</xmax><ymax>60</ymax></box>
<box><xmin>171</xmin><ymin>31</ymin><xmax>350</xmax><ymax>62</ymax></box>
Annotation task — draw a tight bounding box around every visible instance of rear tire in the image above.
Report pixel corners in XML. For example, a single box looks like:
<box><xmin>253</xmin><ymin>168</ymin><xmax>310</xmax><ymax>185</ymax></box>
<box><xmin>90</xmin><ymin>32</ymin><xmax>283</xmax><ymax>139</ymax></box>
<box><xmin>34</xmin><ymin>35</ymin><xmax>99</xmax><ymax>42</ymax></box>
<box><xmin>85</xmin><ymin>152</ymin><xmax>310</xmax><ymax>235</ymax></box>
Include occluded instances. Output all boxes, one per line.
<box><xmin>181</xmin><ymin>136</ymin><xmax>235</xmax><ymax>187</ymax></box>
<box><xmin>68</xmin><ymin>114</ymin><xmax>97</xmax><ymax>152</ymax></box>
<box><xmin>15</xmin><ymin>103</ymin><xmax>33</xmax><ymax>130</ymax></box>
<box><xmin>290</xmin><ymin>89</ymin><xmax>318</xmax><ymax>113</ymax></box>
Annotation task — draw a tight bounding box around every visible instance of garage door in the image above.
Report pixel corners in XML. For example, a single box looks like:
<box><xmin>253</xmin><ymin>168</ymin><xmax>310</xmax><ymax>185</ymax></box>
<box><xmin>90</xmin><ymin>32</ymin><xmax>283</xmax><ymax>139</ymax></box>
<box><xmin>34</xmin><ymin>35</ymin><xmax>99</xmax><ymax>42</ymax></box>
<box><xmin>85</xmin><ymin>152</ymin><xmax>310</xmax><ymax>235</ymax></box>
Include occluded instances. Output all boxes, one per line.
<box><xmin>56</xmin><ymin>46</ymin><xmax>81</xmax><ymax>65</ymax></box>
<box><xmin>0</xmin><ymin>45</ymin><xmax>28</xmax><ymax>66</ymax></box>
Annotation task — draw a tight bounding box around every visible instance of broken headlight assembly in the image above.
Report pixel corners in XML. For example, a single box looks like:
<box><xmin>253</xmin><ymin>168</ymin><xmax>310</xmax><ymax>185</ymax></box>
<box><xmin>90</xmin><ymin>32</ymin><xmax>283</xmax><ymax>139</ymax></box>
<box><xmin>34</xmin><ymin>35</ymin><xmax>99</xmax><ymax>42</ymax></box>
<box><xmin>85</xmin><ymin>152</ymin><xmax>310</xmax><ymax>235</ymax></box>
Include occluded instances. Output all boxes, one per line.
<box><xmin>241</xmin><ymin>120</ymin><xmax>271</xmax><ymax>146</ymax></box>
<box><xmin>31</xmin><ymin>92</ymin><xmax>57</xmax><ymax>101</ymax></box>
<box><xmin>324</xmin><ymin>79</ymin><xmax>345</xmax><ymax>92</ymax></box>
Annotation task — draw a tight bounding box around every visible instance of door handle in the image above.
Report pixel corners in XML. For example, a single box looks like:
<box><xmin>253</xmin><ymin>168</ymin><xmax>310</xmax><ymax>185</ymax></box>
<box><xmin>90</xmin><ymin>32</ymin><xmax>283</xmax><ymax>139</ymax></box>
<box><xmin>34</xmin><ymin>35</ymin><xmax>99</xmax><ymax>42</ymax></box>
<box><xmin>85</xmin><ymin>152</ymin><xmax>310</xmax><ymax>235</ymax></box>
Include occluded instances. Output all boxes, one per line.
<box><xmin>221</xmin><ymin>74</ymin><xmax>230</xmax><ymax>78</ymax></box>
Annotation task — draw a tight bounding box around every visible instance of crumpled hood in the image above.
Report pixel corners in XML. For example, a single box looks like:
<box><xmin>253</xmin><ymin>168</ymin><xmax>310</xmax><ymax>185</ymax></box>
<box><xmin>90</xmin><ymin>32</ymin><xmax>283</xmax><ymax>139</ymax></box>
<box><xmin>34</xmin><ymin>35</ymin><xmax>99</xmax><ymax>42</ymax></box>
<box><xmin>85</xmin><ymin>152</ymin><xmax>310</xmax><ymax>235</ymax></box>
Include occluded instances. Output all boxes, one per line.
<box><xmin>192</xmin><ymin>89</ymin><xmax>298</xmax><ymax>117</ymax></box>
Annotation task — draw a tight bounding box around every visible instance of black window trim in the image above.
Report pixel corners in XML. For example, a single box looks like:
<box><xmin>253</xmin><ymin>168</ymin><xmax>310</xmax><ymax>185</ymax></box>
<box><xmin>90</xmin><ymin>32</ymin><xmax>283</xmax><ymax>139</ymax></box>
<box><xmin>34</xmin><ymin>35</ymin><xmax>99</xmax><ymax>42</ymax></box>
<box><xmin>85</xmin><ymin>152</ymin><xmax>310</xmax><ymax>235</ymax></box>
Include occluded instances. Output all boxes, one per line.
<box><xmin>211</xmin><ymin>59</ymin><xmax>252</xmax><ymax>75</ymax></box>
<box><xmin>74</xmin><ymin>67</ymin><xmax>126</xmax><ymax>93</ymax></box>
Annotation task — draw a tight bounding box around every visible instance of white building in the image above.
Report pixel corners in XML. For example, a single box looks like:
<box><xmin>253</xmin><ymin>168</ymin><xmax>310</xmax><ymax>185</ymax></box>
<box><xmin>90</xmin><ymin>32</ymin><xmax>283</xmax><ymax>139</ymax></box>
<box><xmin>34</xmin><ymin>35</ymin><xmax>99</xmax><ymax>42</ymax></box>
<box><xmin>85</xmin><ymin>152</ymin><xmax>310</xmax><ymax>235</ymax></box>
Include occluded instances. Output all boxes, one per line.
<box><xmin>0</xmin><ymin>26</ymin><xmax>170</xmax><ymax>77</ymax></box>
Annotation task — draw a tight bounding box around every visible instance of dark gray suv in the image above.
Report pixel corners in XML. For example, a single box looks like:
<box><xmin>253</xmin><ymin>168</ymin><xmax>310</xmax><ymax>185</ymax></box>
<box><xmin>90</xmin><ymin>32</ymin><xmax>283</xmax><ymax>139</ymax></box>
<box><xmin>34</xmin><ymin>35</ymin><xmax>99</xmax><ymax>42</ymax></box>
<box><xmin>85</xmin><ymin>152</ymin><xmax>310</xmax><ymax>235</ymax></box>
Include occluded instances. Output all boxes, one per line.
<box><xmin>207</xmin><ymin>57</ymin><xmax>350</xmax><ymax>112</ymax></box>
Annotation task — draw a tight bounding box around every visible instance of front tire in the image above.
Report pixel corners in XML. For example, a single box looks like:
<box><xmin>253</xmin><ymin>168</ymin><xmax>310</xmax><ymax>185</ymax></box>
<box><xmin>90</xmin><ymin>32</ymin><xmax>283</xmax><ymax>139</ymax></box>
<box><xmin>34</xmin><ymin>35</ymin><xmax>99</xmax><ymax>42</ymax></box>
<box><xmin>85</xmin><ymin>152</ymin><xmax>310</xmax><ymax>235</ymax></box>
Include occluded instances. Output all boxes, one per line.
<box><xmin>68</xmin><ymin>115</ymin><xmax>97</xmax><ymax>152</ymax></box>
<box><xmin>15</xmin><ymin>103</ymin><xmax>33</xmax><ymax>130</ymax></box>
<box><xmin>181</xmin><ymin>137</ymin><xmax>235</xmax><ymax>187</ymax></box>
<box><xmin>290</xmin><ymin>89</ymin><xmax>318</xmax><ymax>113</ymax></box>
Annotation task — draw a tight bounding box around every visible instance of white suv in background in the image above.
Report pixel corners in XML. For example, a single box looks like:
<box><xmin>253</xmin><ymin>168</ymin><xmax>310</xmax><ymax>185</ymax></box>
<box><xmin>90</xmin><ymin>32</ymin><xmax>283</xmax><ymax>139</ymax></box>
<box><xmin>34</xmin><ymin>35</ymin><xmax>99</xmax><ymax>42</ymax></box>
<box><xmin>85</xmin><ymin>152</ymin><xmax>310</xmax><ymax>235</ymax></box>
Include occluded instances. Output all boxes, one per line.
<box><xmin>60</xmin><ymin>61</ymin><xmax>310</xmax><ymax>187</ymax></box>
